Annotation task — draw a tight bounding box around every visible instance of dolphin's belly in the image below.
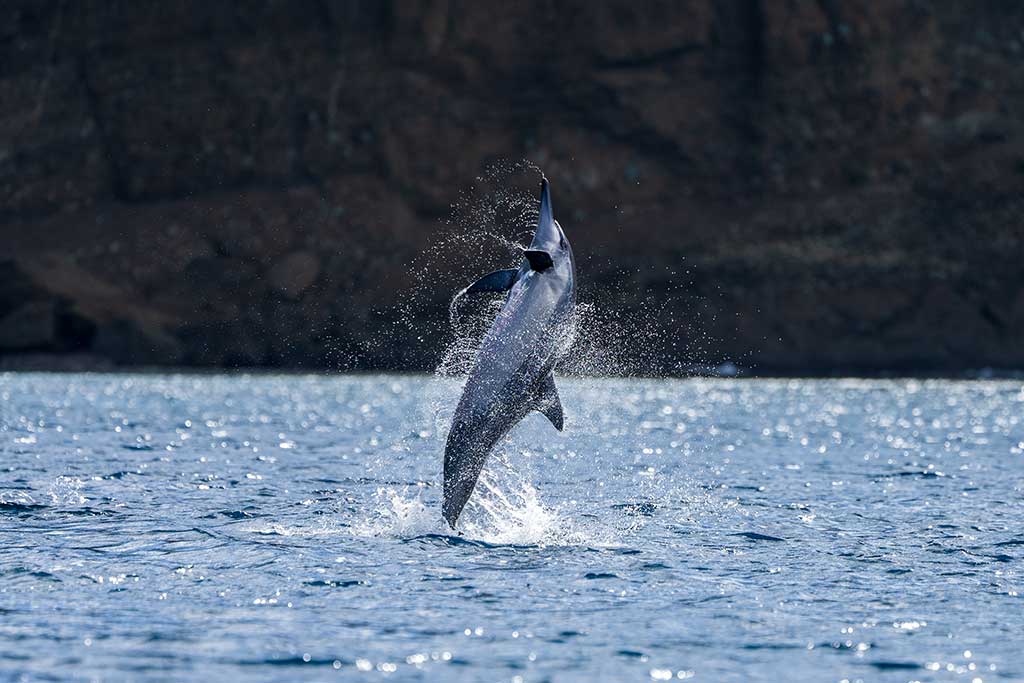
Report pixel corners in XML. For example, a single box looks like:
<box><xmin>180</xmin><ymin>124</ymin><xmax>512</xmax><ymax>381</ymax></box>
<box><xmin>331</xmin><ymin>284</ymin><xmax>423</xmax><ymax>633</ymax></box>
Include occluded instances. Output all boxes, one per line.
<box><xmin>463</xmin><ymin>276</ymin><xmax>571</xmax><ymax>409</ymax></box>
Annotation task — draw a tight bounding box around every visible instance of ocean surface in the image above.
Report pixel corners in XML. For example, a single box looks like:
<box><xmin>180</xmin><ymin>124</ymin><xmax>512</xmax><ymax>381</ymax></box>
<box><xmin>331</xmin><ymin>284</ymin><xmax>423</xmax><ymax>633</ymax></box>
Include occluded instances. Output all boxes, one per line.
<box><xmin>0</xmin><ymin>373</ymin><xmax>1021</xmax><ymax>682</ymax></box>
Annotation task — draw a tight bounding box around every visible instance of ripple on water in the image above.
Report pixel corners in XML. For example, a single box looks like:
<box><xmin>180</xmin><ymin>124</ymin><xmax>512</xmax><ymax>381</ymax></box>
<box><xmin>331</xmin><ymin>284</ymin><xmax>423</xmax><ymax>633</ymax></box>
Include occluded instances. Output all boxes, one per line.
<box><xmin>0</xmin><ymin>374</ymin><xmax>1021</xmax><ymax>682</ymax></box>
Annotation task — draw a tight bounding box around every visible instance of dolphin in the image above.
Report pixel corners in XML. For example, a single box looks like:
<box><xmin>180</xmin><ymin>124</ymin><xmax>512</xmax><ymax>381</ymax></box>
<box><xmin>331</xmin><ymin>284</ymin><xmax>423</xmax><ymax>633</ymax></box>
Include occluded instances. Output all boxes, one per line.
<box><xmin>443</xmin><ymin>177</ymin><xmax>576</xmax><ymax>528</ymax></box>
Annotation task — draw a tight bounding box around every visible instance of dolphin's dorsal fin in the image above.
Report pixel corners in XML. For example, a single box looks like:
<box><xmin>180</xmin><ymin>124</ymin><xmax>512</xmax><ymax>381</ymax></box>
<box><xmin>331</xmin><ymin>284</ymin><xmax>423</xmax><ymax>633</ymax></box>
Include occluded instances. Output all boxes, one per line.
<box><xmin>534</xmin><ymin>372</ymin><xmax>564</xmax><ymax>431</ymax></box>
<box><xmin>524</xmin><ymin>250</ymin><xmax>554</xmax><ymax>271</ymax></box>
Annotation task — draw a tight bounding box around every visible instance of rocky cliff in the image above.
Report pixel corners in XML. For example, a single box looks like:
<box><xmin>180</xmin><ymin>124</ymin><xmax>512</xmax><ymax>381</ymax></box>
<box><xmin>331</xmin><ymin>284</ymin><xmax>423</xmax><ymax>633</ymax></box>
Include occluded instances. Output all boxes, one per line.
<box><xmin>2</xmin><ymin>1</ymin><xmax>1022</xmax><ymax>374</ymax></box>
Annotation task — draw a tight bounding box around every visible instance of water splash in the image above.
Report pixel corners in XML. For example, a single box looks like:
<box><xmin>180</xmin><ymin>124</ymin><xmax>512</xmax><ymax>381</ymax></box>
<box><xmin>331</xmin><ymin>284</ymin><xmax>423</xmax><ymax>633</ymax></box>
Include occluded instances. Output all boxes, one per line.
<box><xmin>0</xmin><ymin>489</ymin><xmax>42</xmax><ymax>509</ymax></box>
<box><xmin>354</xmin><ymin>468</ymin><xmax>616</xmax><ymax>548</ymax></box>
<box><xmin>453</xmin><ymin>459</ymin><xmax>561</xmax><ymax>545</ymax></box>
<box><xmin>360</xmin><ymin>161</ymin><xmax>729</xmax><ymax>542</ymax></box>
<box><xmin>48</xmin><ymin>476</ymin><xmax>86</xmax><ymax>506</ymax></box>
<box><xmin>394</xmin><ymin>162</ymin><xmax>626</xmax><ymax>540</ymax></box>
<box><xmin>352</xmin><ymin>487</ymin><xmax>437</xmax><ymax>538</ymax></box>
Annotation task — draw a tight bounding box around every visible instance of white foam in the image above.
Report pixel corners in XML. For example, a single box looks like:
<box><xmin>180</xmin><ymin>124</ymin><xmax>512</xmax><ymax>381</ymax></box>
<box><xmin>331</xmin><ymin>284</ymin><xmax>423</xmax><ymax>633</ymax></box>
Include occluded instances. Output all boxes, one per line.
<box><xmin>352</xmin><ymin>467</ymin><xmax>617</xmax><ymax>548</ymax></box>
<box><xmin>351</xmin><ymin>487</ymin><xmax>437</xmax><ymax>538</ymax></box>
<box><xmin>457</xmin><ymin>472</ymin><xmax>559</xmax><ymax>545</ymax></box>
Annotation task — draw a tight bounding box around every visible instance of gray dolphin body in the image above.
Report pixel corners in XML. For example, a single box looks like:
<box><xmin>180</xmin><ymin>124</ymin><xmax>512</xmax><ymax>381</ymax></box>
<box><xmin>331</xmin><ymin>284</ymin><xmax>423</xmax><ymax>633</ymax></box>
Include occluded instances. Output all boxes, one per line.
<box><xmin>443</xmin><ymin>178</ymin><xmax>576</xmax><ymax>527</ymax></box>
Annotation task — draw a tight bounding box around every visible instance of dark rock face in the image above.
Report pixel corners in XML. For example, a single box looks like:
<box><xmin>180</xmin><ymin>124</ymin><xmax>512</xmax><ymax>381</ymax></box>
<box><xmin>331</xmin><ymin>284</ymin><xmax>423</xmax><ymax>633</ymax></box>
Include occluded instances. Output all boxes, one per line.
<box><xmin>1</xmin><ymin>1</ymin><xmax>1022</xmax><ymax>374</ymax></box>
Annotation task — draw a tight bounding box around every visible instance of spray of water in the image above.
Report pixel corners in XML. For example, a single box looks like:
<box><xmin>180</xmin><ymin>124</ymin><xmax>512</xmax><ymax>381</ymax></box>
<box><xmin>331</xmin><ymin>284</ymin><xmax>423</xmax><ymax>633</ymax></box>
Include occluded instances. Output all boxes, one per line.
<box><xmin>351</xmin><ymin>161</ymin><xmax>732</xmax><ymax>545</ymax></box>
<box><xmin>355</xmin><ymin>457</ymin><xmax>617</xmax><ymax>547</ymax></box>
<box><xmin>48</xmin><ymin>476</ymin><xmax>87</xmax><ymax>506</ymax></box>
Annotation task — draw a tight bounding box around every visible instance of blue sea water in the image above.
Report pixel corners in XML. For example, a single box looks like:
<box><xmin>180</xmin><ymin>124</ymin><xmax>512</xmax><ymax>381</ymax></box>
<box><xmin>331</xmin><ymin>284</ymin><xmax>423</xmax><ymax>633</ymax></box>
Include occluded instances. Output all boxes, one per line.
<box><xmin>0</xmin><ymin>372</ymin><xmax>1022</xmax><ymax>682</ymax></box>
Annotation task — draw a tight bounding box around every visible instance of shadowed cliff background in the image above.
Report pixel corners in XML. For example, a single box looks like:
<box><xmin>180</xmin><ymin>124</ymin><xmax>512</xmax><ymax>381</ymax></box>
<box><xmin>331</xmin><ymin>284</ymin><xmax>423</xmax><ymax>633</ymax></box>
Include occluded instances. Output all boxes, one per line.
<box><xmin>2</xmin><ymin>1</ymin><xmax>1022</xmax><ymax>375</ymax></box>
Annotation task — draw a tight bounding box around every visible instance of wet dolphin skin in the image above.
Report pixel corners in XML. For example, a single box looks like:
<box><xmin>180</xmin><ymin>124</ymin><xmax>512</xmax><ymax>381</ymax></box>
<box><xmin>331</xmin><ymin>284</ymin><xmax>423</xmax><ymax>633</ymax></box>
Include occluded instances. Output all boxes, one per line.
<box><xmin>443</xmin><ymin>178</ymin><xmax>577</xmax><ymax>527</ymax></box>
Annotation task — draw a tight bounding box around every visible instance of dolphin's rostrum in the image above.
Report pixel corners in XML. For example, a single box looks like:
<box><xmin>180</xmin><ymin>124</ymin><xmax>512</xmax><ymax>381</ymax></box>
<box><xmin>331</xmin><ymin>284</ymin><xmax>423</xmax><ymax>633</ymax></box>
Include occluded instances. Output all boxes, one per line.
<box><xmin>443</xmin><ymin>178</ymin><xmax>576</xmax><ymax>528</ymax></box>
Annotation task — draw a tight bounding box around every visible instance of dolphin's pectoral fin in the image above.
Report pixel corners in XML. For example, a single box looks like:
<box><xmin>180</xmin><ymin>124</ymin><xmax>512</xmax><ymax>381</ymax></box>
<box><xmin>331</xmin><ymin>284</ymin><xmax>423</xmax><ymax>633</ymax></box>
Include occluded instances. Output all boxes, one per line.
<box><xmin>449</xmin><ymin>269</ymin><xmax>518</xmax><ymax>325</ymax></box>
<box><xmin>464</xmin><ymin>269</ymin><xmax>518</xmax><ymax>295</ymax></box>
<box><xmin>524</xmin><ymin>250</ymin><xmax>554</xmax><ymax>271</ymax></box>
<box><xmin>533</xmin><ymin>372</ymin><xmax>564</xmax><ymax>431</ymax></box>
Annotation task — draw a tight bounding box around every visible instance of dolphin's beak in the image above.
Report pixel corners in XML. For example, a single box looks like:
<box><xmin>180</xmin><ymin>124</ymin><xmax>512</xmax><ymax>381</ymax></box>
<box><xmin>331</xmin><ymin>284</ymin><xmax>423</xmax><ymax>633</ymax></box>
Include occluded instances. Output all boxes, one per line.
<box><xmin>530</xmin><ymin>177</ymin><xmax>559</xmax><ymax>249</ymax></box>
<box><xmin>539</xmin><ymin>177</ymin><xmax>553</xmax><ymax>230</ymax></box>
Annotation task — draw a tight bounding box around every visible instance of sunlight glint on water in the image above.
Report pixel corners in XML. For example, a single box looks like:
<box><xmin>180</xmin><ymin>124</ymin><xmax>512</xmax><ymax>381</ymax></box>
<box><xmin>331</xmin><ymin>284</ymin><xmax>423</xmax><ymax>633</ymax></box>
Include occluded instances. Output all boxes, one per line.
<box><xmin>0</xmin><ymin>373</ymin><xmax>1022</xmax><ymax>682</ymax></box>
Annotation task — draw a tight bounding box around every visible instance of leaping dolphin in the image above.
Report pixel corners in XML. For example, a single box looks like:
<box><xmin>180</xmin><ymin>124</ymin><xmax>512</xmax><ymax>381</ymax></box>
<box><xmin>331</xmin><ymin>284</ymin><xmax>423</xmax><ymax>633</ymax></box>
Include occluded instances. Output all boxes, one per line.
<box><xmin>443</xmin><ymin>177</ymin><xmax>576</xmax><ymax>528</ymax></box>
